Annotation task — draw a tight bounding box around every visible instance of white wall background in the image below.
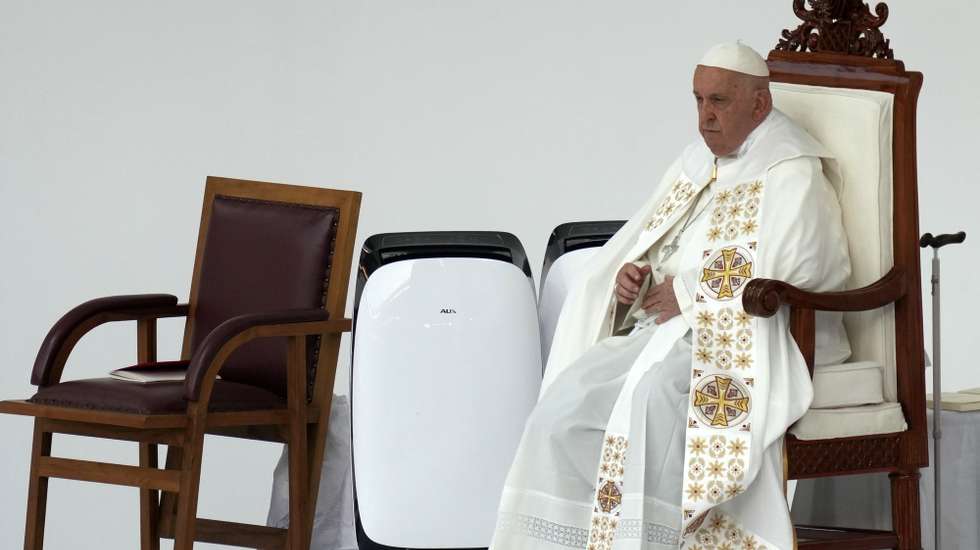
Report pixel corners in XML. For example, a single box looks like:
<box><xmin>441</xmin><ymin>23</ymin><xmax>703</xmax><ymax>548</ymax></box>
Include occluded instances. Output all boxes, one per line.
<box><xmin>1</xmin><ymin>1</ymin><xmax>976</xmax><ymax>548</ymax></box>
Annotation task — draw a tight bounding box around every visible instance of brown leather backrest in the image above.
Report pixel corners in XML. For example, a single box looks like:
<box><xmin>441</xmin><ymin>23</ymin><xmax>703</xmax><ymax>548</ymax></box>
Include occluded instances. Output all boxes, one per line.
<box><xmin>188</xmin><ymin>195</ymin><xmax>338</xmax><ymax>398</ymax></box>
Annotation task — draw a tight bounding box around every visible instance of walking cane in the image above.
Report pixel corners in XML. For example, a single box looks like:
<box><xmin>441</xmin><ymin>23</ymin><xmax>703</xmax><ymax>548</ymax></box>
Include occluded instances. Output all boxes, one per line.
<box><xmin>919</xmin><ymin>230</ymin><xmax>966</xmax><ymax>550</ymax></box>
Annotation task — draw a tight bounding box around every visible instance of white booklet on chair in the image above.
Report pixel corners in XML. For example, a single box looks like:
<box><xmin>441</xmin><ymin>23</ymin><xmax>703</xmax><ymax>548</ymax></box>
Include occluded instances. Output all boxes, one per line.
<box><xmin>108</xmin><ymin>360</ymin><xmax>215</xmax><ymax>383</ymax></box>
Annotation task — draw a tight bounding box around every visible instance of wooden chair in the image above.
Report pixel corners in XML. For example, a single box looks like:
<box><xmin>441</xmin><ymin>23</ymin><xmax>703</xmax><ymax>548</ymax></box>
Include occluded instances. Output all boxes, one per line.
<box><xmin>743</xmin><ymin>2</ymin><xmax>927</xmax><ymax>549</ymax></box>
<box><xmin>0</xmin><ymin>177</ymin><xmax>361</xmax><ymax>550</ymax></box>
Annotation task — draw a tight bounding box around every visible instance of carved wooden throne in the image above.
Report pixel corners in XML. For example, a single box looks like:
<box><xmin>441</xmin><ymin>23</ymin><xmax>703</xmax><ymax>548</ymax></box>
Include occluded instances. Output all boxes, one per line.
<box><xmin>743</xmin><ymin>1</ymin><xmax>927</xmax><ymax>549</ymax></box>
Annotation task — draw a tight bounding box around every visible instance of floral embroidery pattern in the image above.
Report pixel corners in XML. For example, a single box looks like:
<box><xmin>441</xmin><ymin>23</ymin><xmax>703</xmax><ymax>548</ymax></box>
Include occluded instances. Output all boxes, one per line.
<box><xmin>684</xmin><ymin>433</ymin><xmax>751</xmax><ymax>513</ymax></box>
<box><xmin>646</xmin><ymin>180</ymin><xmax>697</xmax><ymax>231</ymax></box>
<box><xmin>686</xmin><ymin>511</ymin><xmax>772</xmax><ymax>550</ymax></box>
<box><xmin>587</xmin><ymin>434</ymin><xmax>629</xmax><ymax>550</ymax></box>
<box><xmin>694</xmin><ymin>309</ymin><xmax>754</xmax><ymax>371</ymax></box>
<box><xmin>706</xmin><ymin>181</ymin><xmax>763</xmax><ymax>242</ymax></box>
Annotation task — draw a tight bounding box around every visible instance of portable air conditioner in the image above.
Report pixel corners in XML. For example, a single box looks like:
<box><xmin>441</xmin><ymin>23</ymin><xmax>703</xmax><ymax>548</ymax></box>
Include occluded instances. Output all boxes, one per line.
<box><xmin>538</xmin><ymin>221</ymin><xmax>625</xmax><ymax>363</ymax></box>
<box><xmin>352</xmin><ymin>231</ymin><xmax>542</xmax><ymax>550</ymax></box>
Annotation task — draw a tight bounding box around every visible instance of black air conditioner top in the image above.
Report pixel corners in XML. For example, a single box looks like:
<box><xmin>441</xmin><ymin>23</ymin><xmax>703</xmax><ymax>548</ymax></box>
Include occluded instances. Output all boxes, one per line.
<box><xmin>540</xmin><ymin>221</ymin><xmax>626</xmax><ymax>283</ymax></box>
<box><xmin>359</xmin><ymin>231</ymin><xmax>532</xmax><ymax>279</ymax></box>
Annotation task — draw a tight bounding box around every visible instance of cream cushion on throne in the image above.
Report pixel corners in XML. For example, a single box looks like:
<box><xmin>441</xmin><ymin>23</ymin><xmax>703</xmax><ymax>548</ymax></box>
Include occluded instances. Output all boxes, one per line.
<box><xmin>770</xmin><ymin>82</ymin><xmax>909</xmax><ymax>440</ymax></box>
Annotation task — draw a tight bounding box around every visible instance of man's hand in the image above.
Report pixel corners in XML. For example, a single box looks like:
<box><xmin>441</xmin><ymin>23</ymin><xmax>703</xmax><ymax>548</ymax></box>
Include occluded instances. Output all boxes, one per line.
<box><xmin>642</xmin><ymin>275</ymin><xmax>680</xmax><ymax>324</ymax></box>
<box><xmin>615</xmin><ymin>263</ymin><xmax>651</xmax><ymax>305</ymax></box>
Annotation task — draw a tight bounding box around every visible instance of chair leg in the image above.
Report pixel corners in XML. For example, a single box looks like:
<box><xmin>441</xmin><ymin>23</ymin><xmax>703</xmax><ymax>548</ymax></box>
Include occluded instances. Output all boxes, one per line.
<box><xmin>139</xmin><ymin>443</ymin><xmax>161</xmax><ymax>550</ymax></box>
<box><xmin>24</xmin><ymin>421</ymin><xmax>52</xmax><ymax>550</ymax></box>
<box><xmin>286</xmin><ymin>420</ymin><xmax>310</xmax><ymax>550</ymax></box>
<box><xmin>302</xmin><ymin>399</ymin><xmax>337</xmax><ymax>550</ymax></box>
<box><xmin>889</xmin><ymin>468</ymin><xmax>923</xmax><ymax>550</ymax></box>
<box><xmin>157</xmin><ymin>446</ymin><xmax>183</xmax><ymax>537</ymax></box>
<box><xmin>302</xmin><ymin>424</ymin><xmax>321</xmax><ymax>550</ymax></box>
<box><xmin>173</xmin><ymin>424</ymin><xmax>206</xmax><ymax>550</ymax></box>
<box><xmin>286</xmin><ymin>335</ymin><xmax>310</xmax><ymax>550</ymax></box>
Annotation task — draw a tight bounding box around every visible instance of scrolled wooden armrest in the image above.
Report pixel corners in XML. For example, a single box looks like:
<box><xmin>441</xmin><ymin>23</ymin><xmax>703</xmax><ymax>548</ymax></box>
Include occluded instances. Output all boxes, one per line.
<box><xmin>32</xmin><ymin>294</ymin><xmax>190</xmax><ymax>386</ymax></box>
<box><xmin>743</xmin><ymin>267</ymin><xmax>907</xmax><ymax>318</ymax></box>
<box><xmin>184</xmin><ymin>310</ymin><xmax>353</xmax><ymax>402</ymax></box>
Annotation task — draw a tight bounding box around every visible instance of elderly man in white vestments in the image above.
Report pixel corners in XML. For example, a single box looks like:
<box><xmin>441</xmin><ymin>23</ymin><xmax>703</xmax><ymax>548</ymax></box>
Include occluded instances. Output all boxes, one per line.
<box><xmin>490</xmin><ymin>42</ymin><xmax>852</xmax><ymax>550</ymax></box>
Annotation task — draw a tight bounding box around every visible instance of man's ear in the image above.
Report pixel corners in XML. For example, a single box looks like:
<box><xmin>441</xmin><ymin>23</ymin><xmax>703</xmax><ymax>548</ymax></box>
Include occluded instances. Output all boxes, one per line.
<box><xmin>754</xmin><ymin>90</ymin><xmax>772</xmax><ymax>121</ymax></box>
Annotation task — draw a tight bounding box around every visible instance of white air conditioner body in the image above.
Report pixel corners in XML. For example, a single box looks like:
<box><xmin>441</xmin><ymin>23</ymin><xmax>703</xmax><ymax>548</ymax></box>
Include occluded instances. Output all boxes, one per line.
<box><xmin>352</xmin><ymin>232</ymin><xmax>541</xmax><ymax>549</ymax></box>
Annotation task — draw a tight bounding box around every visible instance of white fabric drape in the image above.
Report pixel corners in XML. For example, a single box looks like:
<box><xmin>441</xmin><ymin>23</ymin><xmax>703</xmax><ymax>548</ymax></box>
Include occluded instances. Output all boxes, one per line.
<box><xmin>267</xmin><ymin>395</ymin><xmax>357</xmax><ymax>550</ymax></box>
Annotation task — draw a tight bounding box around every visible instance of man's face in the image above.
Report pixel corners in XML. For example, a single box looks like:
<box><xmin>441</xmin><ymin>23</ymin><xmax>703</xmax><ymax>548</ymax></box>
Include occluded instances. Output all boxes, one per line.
<box><xmin>692</xmin><ymin>65</ymin><xmax>770</xmax><ymax>157</ymax></box>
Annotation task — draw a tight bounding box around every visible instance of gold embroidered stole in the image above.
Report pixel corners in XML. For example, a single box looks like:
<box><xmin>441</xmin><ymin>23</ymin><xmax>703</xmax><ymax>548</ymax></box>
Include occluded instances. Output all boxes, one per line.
<box><xmin>583</xmin><ymin>176</ymin><xmax>771</xmax><ymax>550</ymax></box>
<box><xmin>680</xmin><ymin>178</ymin><xmax>768</xmax><ymax>549</ymax></box>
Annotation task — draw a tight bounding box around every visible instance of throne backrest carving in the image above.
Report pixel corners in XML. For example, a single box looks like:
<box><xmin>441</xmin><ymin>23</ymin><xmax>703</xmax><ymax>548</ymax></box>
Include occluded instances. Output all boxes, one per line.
<box><xmin>771</xmin><ymin>82</ymin><xmax>898</xmax><ymax>401</ymax></box>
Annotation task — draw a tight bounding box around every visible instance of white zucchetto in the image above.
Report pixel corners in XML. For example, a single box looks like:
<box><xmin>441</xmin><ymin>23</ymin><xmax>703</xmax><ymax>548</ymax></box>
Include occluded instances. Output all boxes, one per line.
<box><xmin>698</xmin><ymin>41</ymin><xmax>770</xmax><ymax>77</ymax></box>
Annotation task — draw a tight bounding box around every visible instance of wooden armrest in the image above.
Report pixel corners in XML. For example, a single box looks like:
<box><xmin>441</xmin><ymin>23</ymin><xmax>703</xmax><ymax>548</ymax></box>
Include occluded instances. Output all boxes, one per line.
<box><xmin>743</xmin><ymin>267</ymin><xmax>907</xmax><ymax>318</ymax></box>
<box><xmin>184</xmin><ymin>310</ymin><xmax>352</xmax><ymax>402</ymax></box>
<box><xmin>32</xmin><ymin>294</ymin><xmax>189</xmax><ymax>386</ymax></box>
<box><xmin>743</xmin><ymin>268</ymin><xmax>907</xmax><ymax>376</ymax></box>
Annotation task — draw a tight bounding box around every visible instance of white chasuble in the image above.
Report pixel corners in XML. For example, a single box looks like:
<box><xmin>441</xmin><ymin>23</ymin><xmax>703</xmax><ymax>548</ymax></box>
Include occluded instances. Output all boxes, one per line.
<box><xmin>490</xmin><ymin>110</ymin><xmax>851</xmax><ymax>550</ymax></box>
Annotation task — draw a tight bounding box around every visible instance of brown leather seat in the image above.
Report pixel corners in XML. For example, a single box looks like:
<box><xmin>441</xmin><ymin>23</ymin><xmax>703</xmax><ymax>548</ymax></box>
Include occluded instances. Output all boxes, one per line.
<box><xmin>29</xmin><ymin>376</ymin><xmax>285</xmax><ymax>415</ymax></box>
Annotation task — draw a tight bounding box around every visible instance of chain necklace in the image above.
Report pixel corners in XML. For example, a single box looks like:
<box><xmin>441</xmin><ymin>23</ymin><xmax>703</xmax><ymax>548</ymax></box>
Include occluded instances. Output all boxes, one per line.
<box><xmin>656</xmin><ymin>160</ymin><xmax>718</xmax><ymax>265</ymax></box>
